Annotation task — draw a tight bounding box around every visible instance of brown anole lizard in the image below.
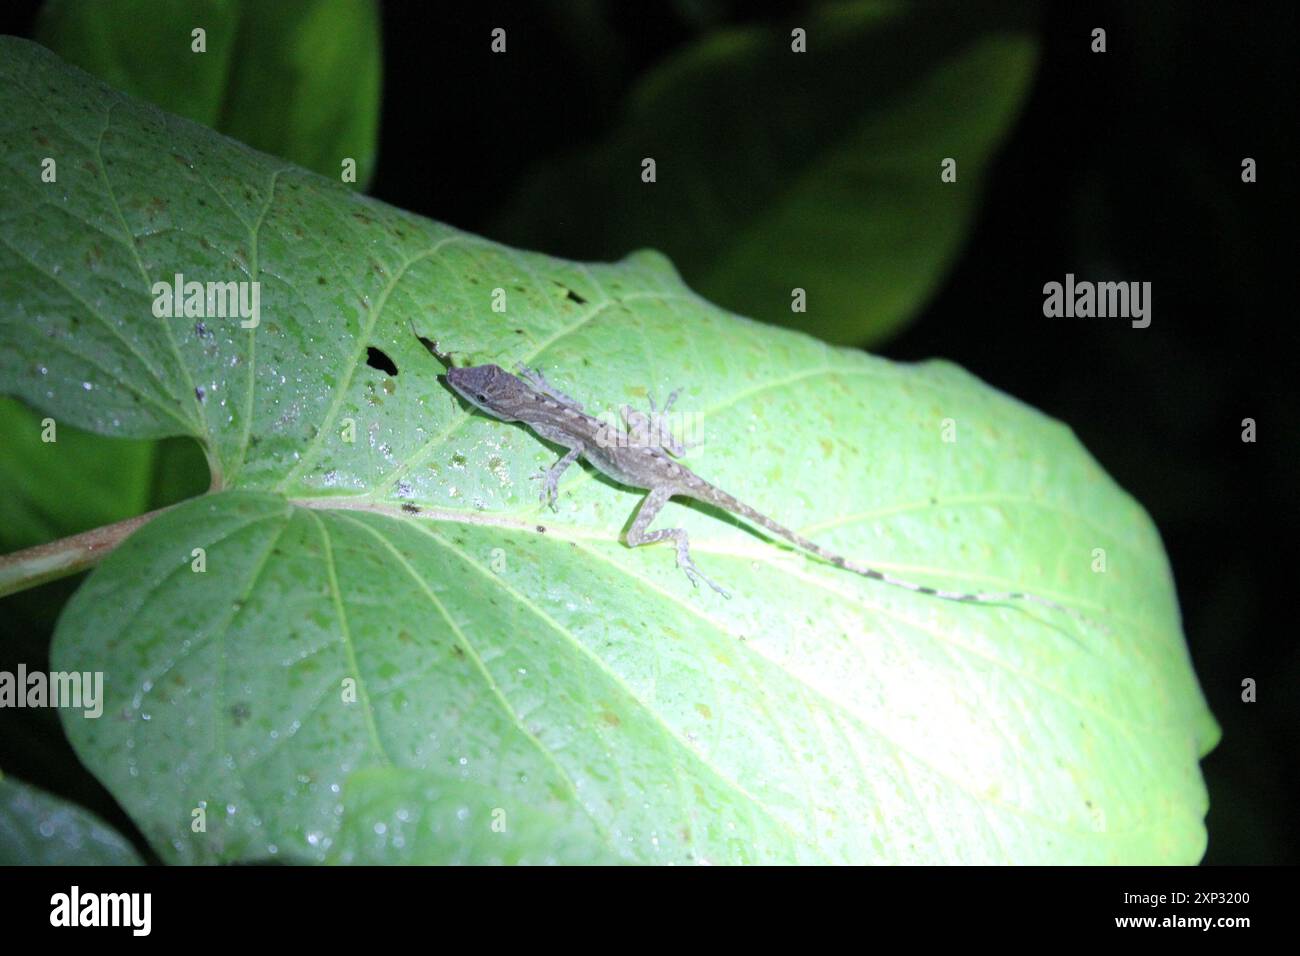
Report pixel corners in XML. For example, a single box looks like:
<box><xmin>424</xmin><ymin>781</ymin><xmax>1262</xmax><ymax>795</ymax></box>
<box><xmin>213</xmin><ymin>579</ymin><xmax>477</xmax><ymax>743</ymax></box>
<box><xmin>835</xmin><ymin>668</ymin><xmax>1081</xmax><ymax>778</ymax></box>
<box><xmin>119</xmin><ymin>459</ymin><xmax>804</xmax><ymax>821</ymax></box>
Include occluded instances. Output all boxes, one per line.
<box><xmin>441</xmin><ymin>360</ymin><xmax>1094</xmax><ymax>625</ymax></box>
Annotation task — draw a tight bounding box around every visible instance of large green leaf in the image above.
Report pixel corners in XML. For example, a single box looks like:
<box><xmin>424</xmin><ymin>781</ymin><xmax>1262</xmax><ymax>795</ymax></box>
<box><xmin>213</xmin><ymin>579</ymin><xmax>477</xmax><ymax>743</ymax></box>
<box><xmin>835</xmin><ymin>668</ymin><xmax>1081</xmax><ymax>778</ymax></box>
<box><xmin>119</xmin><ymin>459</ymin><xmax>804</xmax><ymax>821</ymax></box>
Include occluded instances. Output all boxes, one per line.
<box><xmin>0</xmin><ymin>38</ymin><xmax>1216</xmax><ymax>864</ymax></box>
<box><xmin>0</xmin><ymin>773</ymin><xmax>143</xmax><ymax>864</ymax></box>
<box><xmin>493</xmin><ymin>0</ymin><xmax>1039</xmax><ymax>346</ymax></box>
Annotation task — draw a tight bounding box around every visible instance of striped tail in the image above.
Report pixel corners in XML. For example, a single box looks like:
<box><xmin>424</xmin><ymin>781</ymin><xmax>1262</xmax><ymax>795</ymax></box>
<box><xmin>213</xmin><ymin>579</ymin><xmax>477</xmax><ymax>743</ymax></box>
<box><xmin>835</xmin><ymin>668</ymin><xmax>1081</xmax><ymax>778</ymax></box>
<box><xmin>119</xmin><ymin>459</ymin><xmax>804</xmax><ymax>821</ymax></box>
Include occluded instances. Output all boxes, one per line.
<box><xmin>699</xmin><ymin>485</ymin><xmax>1088</xmax><ymax>620</ymax></box>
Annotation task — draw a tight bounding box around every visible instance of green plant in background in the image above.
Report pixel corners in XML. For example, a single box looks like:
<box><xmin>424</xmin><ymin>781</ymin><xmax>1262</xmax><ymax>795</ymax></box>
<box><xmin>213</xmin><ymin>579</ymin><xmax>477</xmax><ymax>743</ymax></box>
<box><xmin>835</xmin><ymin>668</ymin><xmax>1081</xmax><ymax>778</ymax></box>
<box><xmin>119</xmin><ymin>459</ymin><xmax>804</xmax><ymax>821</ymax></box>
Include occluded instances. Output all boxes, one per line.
<box><xmin>493</xmin><ymin>0</ymin><xmax>1039</xmax><ymax>346</ymax></box>
<box><xmin>36</xmin><ymin>0</ymin><xmax>381</xmax><ymax>188</ymax></box>
<box><xmin>0</xmin><ymin>773</ymin><xmax>143</xmax><ymax>865</ymax></box>
<box><xmin>0</xmin><ymin>2</ymin><xmax>1217</xmax><ymax>865</ymax></box>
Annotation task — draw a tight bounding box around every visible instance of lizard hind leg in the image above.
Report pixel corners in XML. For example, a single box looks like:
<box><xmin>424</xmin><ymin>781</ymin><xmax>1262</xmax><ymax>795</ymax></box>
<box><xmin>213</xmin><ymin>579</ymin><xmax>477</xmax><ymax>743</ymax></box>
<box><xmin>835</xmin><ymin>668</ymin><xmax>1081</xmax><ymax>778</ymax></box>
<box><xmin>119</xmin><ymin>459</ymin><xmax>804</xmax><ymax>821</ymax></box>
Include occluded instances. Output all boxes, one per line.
<box><xmin>625</xmin><ymin>487</ymin><xmax>731</xmax><ymax>598</ymax></box>
<box><xmin>657</xmin><ymin>388</ymin><xmax>706</xmax><ymax>456</ymax></box>
<box><xmin>621</xmin><ymin>390</ymin><xmax>694</xmax><ymax>457</ymax></box>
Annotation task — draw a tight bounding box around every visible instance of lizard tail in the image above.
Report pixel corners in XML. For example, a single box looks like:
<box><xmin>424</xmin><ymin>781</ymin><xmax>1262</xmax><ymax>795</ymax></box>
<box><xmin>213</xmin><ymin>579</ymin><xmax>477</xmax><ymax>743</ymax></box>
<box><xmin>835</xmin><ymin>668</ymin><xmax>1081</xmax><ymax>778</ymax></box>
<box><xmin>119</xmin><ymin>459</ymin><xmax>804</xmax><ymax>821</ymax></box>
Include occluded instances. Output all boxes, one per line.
<box><xmin>703</xmin><ymin>486</ymin><xmax>1083</xmax><ymax>618</ymax></box>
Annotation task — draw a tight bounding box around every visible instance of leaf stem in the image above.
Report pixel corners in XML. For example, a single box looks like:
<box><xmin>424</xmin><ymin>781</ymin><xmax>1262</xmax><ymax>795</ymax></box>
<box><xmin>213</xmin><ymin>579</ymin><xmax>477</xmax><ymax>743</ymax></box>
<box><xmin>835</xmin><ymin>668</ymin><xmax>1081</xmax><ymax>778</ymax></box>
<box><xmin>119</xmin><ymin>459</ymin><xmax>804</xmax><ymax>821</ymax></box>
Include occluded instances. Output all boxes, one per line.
<box><xmin>0</xmin><ymin>506</ymin><xmax>174</xmax><ymax>598</ymax></box>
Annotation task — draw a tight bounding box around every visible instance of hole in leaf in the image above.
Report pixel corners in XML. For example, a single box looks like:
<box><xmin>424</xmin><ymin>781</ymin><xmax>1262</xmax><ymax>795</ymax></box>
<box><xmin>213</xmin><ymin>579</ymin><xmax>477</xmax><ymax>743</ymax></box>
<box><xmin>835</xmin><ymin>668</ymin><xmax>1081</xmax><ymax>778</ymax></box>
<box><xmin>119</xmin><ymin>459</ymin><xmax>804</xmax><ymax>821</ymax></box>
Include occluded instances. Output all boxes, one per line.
<box><xmin>551</xmin><ymin>278</ymin><xmax>587</xmax><ymax>305</ymax></box>
<box><xmin>366</xmin><ymin>346</ymin><xmax>398</xmax><ymax>376</ymax></box>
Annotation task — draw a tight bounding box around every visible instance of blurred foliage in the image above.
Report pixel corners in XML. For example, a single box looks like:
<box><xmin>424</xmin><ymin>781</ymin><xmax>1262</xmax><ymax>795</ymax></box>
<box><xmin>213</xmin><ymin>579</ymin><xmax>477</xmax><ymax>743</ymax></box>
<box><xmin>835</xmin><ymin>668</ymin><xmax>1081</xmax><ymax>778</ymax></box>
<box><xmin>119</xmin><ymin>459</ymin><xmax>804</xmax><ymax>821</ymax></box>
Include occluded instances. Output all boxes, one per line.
<box><xmin>0</xmin><ymin>398</ymin><xmax>207</xmax><ymax>554</ymax></box>
<box><xmin>0</xmin><ymin>774</ymin><xmax>143</xmax><ymax>864</ymax></box>
<box><xmin>494</xmin><ymin>0</ymin><xmax>1039</xmax><ymax>345</ymax></box>
<box><xmin>36</xmin><ymin>0</ymin><xmax>381</xmax><ymax>187</ymax></box>
<box><xmin>0</xmin><ymin>397</ymin><xmax>153</xmax><ymax>553</ymax></box>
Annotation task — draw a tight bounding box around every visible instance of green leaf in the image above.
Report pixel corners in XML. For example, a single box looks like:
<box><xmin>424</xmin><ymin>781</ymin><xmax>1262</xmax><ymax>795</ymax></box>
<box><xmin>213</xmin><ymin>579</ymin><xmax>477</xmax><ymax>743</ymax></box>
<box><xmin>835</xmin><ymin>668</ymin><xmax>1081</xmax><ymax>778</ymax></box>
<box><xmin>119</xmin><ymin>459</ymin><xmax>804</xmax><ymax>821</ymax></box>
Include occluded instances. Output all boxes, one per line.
<box><xmin>1</xmin><ymin>37</ymin><xmax>1217</xmax><ymax>864</ymax></box>
<box><xmin>0</xmin><ymin>773</ymin><xmax>143</xmax><ymax>864</ymax></box>
<box><xmin>491</xmin><ymin>0</ymin><xmax>1039</xmax><ymax>346</ymax></box>
<box><xmin>0</xmin><ymin>396</ymin><xmax>208</xmax><ymax>554</ymax></box>
<box><xmin>0</xmin><ymin>396</ymin><xmax>154</xmax><ymax>552</ymax></box>
<box><xmin>328</xmin><ymin>768</ymin><xmax>623</xmax><ymax>865</ymax></box>
<box><xmin>36</xmin><ymin>0</ymin><xmax>382</xmax><ymax>188</ymax></box>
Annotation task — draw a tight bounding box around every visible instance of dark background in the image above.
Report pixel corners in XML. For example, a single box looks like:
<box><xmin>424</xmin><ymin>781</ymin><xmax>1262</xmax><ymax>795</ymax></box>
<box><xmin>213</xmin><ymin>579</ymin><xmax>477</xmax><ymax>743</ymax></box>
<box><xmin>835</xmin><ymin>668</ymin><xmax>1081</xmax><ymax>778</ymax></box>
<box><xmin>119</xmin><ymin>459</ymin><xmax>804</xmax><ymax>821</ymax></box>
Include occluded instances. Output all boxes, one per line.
<box><xmin>1</xmin><ymin>0</ymin><xmax>1294</xmax><ymax>864</ymax></box>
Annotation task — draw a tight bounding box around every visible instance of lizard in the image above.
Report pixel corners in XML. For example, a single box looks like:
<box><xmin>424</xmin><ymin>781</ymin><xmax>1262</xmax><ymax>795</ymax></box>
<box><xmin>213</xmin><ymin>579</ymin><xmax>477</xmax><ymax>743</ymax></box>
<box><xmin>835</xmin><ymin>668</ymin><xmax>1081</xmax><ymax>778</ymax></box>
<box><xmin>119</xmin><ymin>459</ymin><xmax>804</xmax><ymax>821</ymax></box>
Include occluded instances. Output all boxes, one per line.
<box><xmin>441</xmin><ymin>360</ymin><xmax>1095</xmax><ymax>625</ymax></box>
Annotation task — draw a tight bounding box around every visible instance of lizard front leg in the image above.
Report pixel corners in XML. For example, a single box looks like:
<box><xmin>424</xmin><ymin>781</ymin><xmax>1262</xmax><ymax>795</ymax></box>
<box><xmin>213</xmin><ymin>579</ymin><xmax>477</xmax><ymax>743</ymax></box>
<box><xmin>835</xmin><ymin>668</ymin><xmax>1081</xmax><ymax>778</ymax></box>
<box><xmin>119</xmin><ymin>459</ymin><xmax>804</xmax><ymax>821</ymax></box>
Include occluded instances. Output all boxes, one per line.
<box><xmin>529</xmin><ymin>441</ymin><xmax>584</xmax><ymax>510</ymax></box>
<box><xmin>514</xmin><ymin>363</ymin><xmax>584</xmax><ymax>410</ymax></box>
<box><xmin>625</xmin><ymin>486</ymin><xmax>730</xmax><ymax>598</ymax></box>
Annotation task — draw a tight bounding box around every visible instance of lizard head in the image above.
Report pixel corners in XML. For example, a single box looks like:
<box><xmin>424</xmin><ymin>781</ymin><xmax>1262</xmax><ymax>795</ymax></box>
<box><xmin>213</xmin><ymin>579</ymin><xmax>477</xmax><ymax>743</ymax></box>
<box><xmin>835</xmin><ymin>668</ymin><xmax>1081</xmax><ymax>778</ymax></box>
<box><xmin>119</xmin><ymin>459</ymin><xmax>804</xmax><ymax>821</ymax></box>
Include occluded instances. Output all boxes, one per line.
<box><xmin>445</xmin><ymin>364</ymin><xmax>521</xmax><ymax>421</ymax></box>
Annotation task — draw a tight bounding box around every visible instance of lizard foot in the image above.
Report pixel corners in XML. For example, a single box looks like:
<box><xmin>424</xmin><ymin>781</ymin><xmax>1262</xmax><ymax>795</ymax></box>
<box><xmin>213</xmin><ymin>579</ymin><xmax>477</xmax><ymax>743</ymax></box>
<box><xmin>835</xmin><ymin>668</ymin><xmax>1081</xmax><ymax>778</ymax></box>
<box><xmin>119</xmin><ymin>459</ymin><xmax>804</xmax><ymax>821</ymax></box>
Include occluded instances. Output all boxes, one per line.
<box><xmin>528</xmin><ymin>469</ymin><xmax>561</xmax><ymax>511</ymax></box>
<box><xmin>659</xmin><ymin>389</ymin><xmax>706</xmax><ymax>455</ymax></box>
<box><xmin>678</xmin><ymin>554</ymin><xmax>731</xmax><ymax>600</ymax></box>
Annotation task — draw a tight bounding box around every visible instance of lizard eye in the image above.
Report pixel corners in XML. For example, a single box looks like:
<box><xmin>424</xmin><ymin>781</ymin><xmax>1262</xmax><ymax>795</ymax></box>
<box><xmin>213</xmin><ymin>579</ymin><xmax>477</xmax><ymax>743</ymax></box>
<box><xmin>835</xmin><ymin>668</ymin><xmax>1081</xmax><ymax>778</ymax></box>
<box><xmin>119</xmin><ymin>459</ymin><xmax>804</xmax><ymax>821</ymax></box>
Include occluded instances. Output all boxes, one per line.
<box><xmin>475</xmin><ymin>393</ymin><xmax>487</xmax><ymax>402</ymax></box>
